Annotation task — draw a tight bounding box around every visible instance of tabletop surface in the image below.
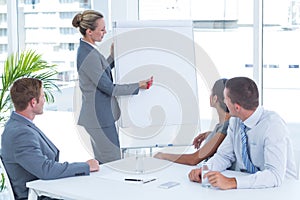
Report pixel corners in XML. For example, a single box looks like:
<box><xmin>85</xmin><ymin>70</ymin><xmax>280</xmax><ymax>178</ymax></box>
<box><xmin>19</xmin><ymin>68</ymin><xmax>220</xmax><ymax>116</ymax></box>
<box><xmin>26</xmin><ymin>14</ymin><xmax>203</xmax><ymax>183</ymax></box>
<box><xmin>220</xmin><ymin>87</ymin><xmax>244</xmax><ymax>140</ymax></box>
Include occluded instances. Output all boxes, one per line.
<box><xmin>26</xmin><ymin>157</ymin><xmax>300</xmax><ymax>200</ymax></box>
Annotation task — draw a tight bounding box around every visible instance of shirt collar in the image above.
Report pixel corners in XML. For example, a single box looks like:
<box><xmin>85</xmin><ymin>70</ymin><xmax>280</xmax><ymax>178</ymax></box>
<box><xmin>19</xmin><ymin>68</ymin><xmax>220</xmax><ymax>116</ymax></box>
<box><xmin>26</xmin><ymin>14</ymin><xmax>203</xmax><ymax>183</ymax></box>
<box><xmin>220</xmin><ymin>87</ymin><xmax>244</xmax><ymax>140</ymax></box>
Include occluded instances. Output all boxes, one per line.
<box><xmin>13</xmin><ymin>111</ymin><xmax>33</xmax><ymax>123</ymax></box>
<box><xmin>243</xmin><ymin>106</ymin><xmax>264</xmax><ymax>129</ymax></box>
<box><xmin>80</xmin><ymin>38</ymin><xmax>98</xmax><ymax>49</ymax></box>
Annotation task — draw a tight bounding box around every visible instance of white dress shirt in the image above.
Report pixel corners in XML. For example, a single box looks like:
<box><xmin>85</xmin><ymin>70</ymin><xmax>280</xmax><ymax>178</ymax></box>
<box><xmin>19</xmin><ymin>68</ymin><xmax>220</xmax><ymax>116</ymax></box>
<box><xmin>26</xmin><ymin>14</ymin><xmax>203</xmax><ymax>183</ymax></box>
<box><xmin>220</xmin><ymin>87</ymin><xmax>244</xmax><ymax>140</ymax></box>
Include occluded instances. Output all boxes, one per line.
<box><xmin>208</xmin><ymin>106</ymin><xmax>297</xmax><ymax>188</ymax></box>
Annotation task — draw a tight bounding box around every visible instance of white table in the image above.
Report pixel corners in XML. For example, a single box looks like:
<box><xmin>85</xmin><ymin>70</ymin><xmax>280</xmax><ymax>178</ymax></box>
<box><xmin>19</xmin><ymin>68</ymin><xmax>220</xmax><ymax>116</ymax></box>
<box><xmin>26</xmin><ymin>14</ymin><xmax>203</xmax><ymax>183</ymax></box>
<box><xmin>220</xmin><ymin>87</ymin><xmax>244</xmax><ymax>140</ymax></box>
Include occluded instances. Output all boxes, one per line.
<box><xmin>27</xmin><ymin>157</ymin><xmax>300</xmax><ymax>200</ymax></box>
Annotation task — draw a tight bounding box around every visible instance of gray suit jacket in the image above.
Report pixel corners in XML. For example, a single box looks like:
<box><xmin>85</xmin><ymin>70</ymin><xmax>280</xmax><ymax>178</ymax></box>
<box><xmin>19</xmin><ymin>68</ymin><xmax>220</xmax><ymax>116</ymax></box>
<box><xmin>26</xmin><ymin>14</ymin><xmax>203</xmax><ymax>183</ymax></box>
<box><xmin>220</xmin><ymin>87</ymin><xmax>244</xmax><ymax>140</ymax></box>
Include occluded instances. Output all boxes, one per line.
<box><xmin>76</xmin><ymin>40</ymin><xmax>139</xmax><ymax>128</ymax></box>
<box><xmin>1</xmin><ymin>112</ymin><xmax>89</xmax><ymax>200</ymax></box>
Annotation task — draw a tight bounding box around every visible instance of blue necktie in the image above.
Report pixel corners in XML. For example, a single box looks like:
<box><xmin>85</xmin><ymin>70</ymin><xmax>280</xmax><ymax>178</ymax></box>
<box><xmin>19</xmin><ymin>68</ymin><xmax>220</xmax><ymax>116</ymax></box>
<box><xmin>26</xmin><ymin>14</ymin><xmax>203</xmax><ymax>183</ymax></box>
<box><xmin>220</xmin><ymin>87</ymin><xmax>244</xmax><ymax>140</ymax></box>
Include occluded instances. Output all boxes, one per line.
<box><xmin>240</xmin><ymin>123</ymin><xmax>259</xmax><ymax>173</ymax></box>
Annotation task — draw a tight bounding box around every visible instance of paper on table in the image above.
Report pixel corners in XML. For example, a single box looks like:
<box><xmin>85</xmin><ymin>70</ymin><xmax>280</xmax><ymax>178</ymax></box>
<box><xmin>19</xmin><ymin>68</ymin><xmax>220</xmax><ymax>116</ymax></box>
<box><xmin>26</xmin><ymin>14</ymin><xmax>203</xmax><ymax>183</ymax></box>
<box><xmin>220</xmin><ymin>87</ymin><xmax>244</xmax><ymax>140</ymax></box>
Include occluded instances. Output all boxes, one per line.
<box><xmin>94</xmin><ymin>169</ymin><xmax>156</xmax><ymax>184</ymax></box>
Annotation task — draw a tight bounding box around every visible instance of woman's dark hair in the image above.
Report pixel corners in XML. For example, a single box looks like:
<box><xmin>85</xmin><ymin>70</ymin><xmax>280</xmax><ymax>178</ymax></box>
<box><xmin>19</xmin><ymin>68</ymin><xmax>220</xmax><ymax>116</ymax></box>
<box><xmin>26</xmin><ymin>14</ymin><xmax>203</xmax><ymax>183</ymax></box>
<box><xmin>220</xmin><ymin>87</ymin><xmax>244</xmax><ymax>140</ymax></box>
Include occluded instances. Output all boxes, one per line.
<box><xmin>225</xmin><ymin>77</ymin><xmax>259</xmax><ymax>110</ymax></box>
<box><xmin>212</xmin><ymin>78</ymin><xmax>229</xmax><ymax>112</ymax></box>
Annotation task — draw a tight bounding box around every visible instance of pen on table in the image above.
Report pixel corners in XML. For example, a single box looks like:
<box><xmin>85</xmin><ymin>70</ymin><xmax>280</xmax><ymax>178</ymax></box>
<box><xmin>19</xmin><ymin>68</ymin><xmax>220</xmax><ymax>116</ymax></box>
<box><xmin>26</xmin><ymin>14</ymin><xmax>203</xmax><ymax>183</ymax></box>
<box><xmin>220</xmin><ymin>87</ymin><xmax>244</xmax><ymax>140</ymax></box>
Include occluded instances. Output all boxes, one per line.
<box><xmin>143</xmin><ymin>178</ymin><xmax>157</xmax><ymax>183</ymax></box>
<box><xmin>124</xmin><ymin>178</ymin><xmax>143</xmax><ymax>182</ymax></box>
<box><xmin>124</xmin><ymin>178</ymin><xmax>157</xmax><ymax>183</ymax></box>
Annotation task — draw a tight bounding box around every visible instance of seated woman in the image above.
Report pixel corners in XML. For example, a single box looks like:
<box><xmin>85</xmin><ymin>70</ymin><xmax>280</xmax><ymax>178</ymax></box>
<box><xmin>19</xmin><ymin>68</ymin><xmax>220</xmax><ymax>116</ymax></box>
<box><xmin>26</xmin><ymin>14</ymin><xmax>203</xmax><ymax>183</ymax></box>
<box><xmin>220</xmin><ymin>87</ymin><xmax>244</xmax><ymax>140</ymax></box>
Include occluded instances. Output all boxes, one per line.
<box><xmin>154</xmin><ymin>78</ymin><xmax>230</xmax><ymax>165</ymax></box>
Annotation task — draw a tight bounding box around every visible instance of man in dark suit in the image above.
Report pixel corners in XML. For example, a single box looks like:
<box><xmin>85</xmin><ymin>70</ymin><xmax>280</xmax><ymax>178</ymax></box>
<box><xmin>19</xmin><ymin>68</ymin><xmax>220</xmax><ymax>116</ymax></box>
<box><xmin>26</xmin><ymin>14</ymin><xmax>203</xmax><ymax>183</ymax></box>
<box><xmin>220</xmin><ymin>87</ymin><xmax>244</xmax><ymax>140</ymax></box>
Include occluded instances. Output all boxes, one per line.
<box><xmin>1</xmin><ymin>78</ymin><xmax>99</xmax><ymax>200</ymax></box>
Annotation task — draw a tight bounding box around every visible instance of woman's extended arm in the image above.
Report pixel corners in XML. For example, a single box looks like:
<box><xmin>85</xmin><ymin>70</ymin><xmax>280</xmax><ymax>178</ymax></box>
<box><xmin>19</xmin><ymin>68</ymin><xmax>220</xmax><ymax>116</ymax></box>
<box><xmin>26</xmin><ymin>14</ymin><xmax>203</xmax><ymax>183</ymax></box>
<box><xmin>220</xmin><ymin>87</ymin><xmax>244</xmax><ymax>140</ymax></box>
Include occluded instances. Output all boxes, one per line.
<box><xmin>154</xmin><ymin>132</ymin><xmax>226</xmax><ymax>166</ymax></box>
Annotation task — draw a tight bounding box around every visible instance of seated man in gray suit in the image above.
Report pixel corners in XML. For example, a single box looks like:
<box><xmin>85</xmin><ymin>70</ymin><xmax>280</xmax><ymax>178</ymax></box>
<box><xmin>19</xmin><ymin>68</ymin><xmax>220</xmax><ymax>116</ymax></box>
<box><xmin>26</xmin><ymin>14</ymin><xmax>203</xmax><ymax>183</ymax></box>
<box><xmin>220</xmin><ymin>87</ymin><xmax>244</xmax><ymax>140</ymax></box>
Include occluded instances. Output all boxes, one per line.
<box><xmin>1</xmin><ymin>78</ymin><xmax>99</xmax><ymax>200</ymax></box>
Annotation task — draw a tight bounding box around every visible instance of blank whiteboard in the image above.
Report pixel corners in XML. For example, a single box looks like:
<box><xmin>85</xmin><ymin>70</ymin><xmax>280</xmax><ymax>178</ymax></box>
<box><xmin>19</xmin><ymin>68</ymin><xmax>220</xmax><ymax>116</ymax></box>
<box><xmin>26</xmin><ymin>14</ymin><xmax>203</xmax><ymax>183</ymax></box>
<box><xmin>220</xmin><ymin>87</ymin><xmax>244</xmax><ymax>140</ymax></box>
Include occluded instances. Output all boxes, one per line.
<box><xmin>113</xmin><ymin>20</ymin><xmax>200</xmax><ymax>148</ymax></box>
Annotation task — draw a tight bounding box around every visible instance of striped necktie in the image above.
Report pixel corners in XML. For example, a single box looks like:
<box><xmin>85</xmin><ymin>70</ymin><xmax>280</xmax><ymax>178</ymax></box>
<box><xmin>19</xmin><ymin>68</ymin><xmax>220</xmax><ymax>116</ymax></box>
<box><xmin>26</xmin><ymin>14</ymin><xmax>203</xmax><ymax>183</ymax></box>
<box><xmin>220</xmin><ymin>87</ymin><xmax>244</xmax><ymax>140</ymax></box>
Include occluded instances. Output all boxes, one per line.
<box><xmin>240</xmin><ymin>122</ymin><xmax>259</xmax><ymax>173</ymax></box>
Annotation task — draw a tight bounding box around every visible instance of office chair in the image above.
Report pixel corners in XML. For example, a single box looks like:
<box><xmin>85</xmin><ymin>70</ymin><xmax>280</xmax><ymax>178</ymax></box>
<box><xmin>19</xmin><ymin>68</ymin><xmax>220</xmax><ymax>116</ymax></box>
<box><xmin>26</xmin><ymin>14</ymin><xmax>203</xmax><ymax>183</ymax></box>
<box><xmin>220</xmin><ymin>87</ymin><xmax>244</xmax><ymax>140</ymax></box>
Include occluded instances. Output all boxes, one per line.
<box><xmin>293</xmin><ymin>149</ymin><xmax>300</xmax><ymax>180</ymax></box>
<box><xmin>0</xmin><ymin>156</ymin><xmax>15</xmax><ymax>200</ymax></box>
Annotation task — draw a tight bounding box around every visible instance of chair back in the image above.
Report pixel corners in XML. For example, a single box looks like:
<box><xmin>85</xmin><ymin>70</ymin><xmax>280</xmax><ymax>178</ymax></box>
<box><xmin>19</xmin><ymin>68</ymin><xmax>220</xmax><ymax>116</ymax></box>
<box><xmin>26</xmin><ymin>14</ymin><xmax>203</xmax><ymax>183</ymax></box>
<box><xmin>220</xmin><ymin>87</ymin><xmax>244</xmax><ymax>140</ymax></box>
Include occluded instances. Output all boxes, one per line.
<box><xmin>0</xmin><ymin>157</ymin><xmax>15</xmax><ymax>200</ymax></box>
<box><xmin>294</xmin><ymin>149</ymin><xmax>300</xmax><ymax>180</ymax></box>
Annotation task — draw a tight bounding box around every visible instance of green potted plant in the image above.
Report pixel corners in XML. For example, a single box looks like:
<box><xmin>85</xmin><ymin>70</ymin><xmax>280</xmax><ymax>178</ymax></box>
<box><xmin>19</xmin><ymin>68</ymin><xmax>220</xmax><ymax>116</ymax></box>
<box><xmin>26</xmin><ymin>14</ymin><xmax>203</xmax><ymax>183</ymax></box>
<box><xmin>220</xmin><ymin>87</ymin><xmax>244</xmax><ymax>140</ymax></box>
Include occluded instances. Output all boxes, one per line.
<box><xmin>0</xmin><ymin>49</ymin><xmax>60</xmax><ymax>125</ymax></box>
<box><xmin>0</xmin><ymin>172</ymin><xmax>5</xmax><ymax>192</ymax></box>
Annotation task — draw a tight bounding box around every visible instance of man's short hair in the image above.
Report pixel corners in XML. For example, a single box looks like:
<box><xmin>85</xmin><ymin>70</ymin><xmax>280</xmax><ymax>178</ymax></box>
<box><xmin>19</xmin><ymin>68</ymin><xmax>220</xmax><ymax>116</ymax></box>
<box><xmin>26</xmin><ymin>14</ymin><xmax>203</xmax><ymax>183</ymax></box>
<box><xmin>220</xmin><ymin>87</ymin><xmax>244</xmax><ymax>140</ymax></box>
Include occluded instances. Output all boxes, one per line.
<box><xmin>225</xmin><ymin>77</ymin><xmax>259</xmax><ymax>110</ymax></box>
<box><xmin>10</xmin><ymin>78</ymin><xmax>42</xmax><ymax>111</ymax></box>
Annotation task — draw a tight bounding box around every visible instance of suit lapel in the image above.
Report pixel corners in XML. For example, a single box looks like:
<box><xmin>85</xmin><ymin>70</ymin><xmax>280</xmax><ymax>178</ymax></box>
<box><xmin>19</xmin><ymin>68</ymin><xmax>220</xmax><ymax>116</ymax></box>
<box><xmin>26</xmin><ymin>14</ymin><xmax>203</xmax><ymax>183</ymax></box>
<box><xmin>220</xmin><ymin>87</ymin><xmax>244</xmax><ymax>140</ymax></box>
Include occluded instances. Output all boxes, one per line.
<box><xmin>82</xmin><ymin>40</ymin><xmax>113</xmax><ymax>81</ymax></box>
<box><xmin>11</xmin><ymin>112</ymin><xmax>59</xmax><ymax>160</ymax></box>
<box><xmin>28</xmin><ymin>123</ymin><xmax>59</xmax><ymax>160</ymax></box>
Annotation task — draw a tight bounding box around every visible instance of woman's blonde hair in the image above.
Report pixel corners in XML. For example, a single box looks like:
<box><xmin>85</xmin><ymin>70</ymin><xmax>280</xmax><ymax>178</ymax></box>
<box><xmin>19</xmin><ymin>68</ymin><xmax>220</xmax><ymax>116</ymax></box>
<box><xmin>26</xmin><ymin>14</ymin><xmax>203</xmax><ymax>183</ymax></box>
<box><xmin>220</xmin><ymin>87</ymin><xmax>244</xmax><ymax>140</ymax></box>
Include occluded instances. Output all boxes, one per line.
<box><xmin>72</xmin><ymin>10</ymin><xmax>103</xmax><ymax>36</ymax></box>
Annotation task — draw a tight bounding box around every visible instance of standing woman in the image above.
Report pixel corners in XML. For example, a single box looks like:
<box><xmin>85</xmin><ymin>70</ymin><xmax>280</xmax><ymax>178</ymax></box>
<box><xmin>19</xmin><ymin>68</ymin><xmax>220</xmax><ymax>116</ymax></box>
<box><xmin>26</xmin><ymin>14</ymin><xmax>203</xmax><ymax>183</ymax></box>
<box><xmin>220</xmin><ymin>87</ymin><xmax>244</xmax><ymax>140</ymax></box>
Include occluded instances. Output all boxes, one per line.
<box><xmin>72</xmin><ymin>10</ymin><xmax>151</xmax><ymax>164</ymax></box>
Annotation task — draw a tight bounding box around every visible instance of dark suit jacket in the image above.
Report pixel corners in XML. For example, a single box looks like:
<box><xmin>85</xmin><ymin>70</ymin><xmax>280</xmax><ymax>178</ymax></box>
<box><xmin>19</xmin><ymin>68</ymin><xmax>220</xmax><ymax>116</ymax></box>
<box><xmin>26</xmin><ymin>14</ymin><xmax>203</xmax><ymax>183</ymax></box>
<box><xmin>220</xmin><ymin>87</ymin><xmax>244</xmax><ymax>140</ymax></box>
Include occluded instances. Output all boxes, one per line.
<box><xmin>1</xmin><ymin>112</ymin><xmax>89</xmax><ymax>200</ymax></box>
<box><xmin>76</xmin><ymin>39</ymin><xmax>139</xmax><ymax>128</ymax></box>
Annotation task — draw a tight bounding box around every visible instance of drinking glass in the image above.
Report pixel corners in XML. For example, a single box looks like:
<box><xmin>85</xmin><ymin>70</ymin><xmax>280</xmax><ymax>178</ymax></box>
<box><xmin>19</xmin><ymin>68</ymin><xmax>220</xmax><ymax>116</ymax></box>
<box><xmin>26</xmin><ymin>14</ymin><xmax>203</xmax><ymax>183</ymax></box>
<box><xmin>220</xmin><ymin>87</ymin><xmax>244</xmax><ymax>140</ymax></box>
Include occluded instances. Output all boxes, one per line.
<box><xmin>135</xmin><ymin>149</ymin><xmax>145</xmax><ymax>173</ymax></box>
<box><xmin>201</xmin><ymin>162</ymin><xmax>212</xmax><ymax>188</ymax></box>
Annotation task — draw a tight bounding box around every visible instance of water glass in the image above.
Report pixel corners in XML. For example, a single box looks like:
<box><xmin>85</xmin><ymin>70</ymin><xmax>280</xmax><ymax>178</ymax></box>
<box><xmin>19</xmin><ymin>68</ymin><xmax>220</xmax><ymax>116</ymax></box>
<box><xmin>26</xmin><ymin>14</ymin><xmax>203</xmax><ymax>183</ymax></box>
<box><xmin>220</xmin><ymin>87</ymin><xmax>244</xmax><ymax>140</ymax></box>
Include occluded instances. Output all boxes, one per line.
<box><xmin>135</xmin><ymin>149</ymin><xmax>145</xmax><ymax>173</ymax></box>
<box><xmin>201</xmin><ymin>162</ymin><xmax>212</xmax><ymax>188</ymax></box>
